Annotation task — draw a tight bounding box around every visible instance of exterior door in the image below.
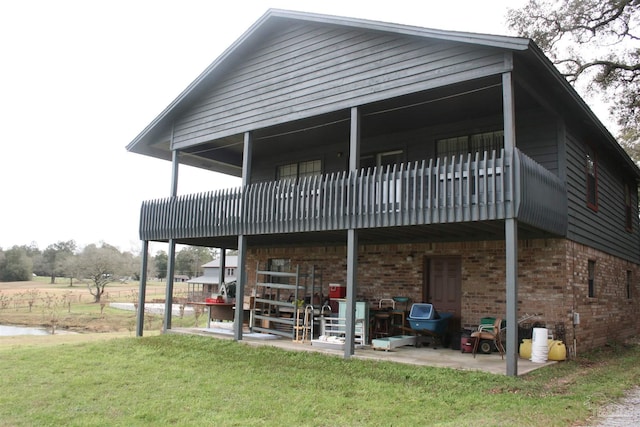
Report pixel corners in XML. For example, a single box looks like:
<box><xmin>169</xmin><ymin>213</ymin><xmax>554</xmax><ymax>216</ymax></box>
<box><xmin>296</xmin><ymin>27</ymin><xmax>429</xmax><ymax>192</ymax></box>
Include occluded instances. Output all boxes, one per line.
<box><xmin>423</xmin><ymin>256</ymin><xmax>462</xmax><ymax>332</ymax></box>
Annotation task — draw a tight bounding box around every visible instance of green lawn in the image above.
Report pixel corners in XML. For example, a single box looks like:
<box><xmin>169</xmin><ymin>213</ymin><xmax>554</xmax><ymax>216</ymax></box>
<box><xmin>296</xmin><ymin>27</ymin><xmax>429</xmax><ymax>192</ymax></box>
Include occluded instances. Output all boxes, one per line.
<box><xmin>1</xmin><ymin>334</ymin><xmax>638</xmax><ymax>426</ymax></box>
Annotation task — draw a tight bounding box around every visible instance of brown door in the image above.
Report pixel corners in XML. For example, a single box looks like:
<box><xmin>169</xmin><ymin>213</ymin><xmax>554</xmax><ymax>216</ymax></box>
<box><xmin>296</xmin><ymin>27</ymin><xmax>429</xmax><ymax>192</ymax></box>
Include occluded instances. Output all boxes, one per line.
<box><xmin>423</xmin><ymin>256</ymin><xmax>462</xmax><ymax>333</ymax></box>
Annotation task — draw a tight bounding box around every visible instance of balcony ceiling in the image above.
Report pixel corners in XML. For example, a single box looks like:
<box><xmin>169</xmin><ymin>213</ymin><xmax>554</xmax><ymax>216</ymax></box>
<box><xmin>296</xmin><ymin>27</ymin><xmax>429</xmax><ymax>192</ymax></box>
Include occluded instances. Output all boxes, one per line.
<box><xmin>184</xmin><ymin>77</ymin><xmax>539</xmax><ymax>168</ymax></box>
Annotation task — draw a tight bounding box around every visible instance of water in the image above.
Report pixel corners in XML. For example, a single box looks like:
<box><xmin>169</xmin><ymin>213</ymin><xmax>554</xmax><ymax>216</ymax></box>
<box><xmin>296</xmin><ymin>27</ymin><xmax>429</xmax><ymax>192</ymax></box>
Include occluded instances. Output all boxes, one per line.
<box><xmin>0</xmin><ymin>325</ymin><xmax>50</xmax><ymax>336</ymax></box>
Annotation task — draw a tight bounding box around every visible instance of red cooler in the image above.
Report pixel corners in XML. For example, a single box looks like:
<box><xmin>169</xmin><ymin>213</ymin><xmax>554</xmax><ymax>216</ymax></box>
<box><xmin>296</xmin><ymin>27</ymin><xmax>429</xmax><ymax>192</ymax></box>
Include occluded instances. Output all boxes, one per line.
<box><xmin>329</xmin><ymin>283</ymin><xmax>346</xmax><ymax>299</ymax></box>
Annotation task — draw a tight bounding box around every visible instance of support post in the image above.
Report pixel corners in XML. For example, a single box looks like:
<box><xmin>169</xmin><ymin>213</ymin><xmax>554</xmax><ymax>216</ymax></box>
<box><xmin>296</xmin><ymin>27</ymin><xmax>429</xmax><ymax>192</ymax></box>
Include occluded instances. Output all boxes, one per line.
<box><xmin>503</xmin><ymin>64</ymin><xmax>519</xmax><ymax>376</ymax></box>
<box><xmin>344</xmin><ymin>229</ymin><xmax>358</xmax><ymax>357</ymax></box>
<box><xmin>233</xmin><ymin>131</ymin><xmax>252</xmax><ymax>341</ymax></box>
<box><xmin>344</xmin><ymin>107</ymin><xmax>361</xmax><ymax>358</ymax></box>
<box><xmin>136</xmin><ymin>240</ymin><xmax>149</xmax><ymax>337</ymax></box>
<box><xmin>163</xmin><ymin>239</ymin><xmax>176</xmax><ymax>333</ymax></box>
<box><xmin>234</xmin><ymin>235</ymin><xmax>247</xmax><ymax>341</ymax></box>
<box><xmin>505</xmin><ymin>218</ymin><xmax>518</xmax><ymax>376</ymax></box>
<box><xmin>170</xmin><ymin>140</ymin><xmax>179</xmax><ymax>197</ymax></box>
<box><xmin>220</xmin><ymin>248</ymin><xmax>226</xmax><ymax>289</ymax></box>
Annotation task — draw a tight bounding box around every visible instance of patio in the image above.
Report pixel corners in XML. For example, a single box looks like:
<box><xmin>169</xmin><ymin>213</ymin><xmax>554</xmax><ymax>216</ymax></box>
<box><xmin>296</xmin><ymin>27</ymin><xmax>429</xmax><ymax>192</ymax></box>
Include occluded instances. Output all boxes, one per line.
<box><xmin>170</xmin><ymin>324</ymin><xmax>555</xmax><ymax>376</ymax></box>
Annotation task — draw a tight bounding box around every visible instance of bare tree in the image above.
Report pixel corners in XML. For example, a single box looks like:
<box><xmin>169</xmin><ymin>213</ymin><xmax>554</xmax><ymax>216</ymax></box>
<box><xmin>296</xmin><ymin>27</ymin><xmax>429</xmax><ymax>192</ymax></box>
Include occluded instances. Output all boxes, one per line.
<box><xmin>76</xmin><ymin>243</ymin><xmax>126</xmax><ymax>303</ymax></box>
<box><xmin>507</xmin><ymin>0</ymin><xmax>640</xmax><ymax>160</ymax></box>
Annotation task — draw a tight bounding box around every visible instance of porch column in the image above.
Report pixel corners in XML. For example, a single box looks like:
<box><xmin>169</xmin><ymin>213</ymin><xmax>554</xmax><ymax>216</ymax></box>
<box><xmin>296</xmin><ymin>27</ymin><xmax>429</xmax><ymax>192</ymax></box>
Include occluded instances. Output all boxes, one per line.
<box><xmin>163</xmin><ymin>145</ymin><xmax>180</xmax><ymax>333</ymax></box>
<box><xmin>136</xmin><ymin>240</ymin><xmax>149</xmax><ymax>337</ymax></box>
<box><xmin>345</xmin><ymin>229</ymin><xmax>358</xmax><ymax>356</ymax></box>
<box><xmin>235</xmin><ymin>236</ymin><xmax>247</xmax><ymax>341</ymax></box>
<box><xmin>503</xmin><ymin>63</ymin><xmax>519</xmax><ymax>376</ymax></box>
<box><xmin>234</xmin><ymin>131</ymin><xmax>252</xmax><ymax>341</ymax></box>
<box><xmin>220</xmin><ymin>248</ymin><xmax>226</xmax><ymax>288</ymax></box>
<box><xmin>170</xmin><ymin>145</ymin><xmax>179</xmax><ymax>197</ymax></box>
<box><xmin>163</xmin><ymin>239</ymin><xmax>176</xmax><ymax>332</ymax></box>
<box><xmin>344</xmin><ymin>106</ymin><xmax>361</xmax><ymax>358</ymax></box>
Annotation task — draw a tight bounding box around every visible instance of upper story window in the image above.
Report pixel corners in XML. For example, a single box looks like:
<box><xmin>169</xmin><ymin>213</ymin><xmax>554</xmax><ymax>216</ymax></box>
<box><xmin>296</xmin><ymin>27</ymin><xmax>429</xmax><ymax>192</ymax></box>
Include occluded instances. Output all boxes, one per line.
<box><xmin>437</xmin><ymin>130</ymin><xmax>504</xmax><ymax>159</ymax></box>
<box><xmin>625</xmin><ymin>183</ymin><xmax>633</xmax><ymax>232</ymax></box>
<box><xmin>585</xmin><ymin>145</ymin><xmax>598</xmax><ymax>210</ymax></box>
<box><xmin>277</xmin><ymin>159</ymin><xmax>321</xmax><ymax>181</ymax></box>
<box><xmin>360</xmin><ymin>150</ymin><xmax>404</xmax><ymax>170</ymax></box>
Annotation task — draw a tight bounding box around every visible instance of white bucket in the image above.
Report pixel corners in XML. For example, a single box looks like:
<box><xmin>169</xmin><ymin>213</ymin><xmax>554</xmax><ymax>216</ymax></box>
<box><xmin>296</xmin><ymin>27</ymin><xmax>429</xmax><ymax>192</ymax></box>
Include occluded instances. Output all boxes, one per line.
<box><xmin>531</xmin><ymin>327</ymin><xmax>549</xmax><ymax>363</ymax></box>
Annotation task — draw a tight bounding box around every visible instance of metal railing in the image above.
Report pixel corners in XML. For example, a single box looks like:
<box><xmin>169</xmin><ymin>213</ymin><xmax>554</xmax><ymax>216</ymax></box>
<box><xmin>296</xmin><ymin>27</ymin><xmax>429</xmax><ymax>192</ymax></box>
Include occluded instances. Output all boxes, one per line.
<box><xmin>139</xmin><ymin>148</ymin><xmax>567</xmax><ymax>241</ymax></box>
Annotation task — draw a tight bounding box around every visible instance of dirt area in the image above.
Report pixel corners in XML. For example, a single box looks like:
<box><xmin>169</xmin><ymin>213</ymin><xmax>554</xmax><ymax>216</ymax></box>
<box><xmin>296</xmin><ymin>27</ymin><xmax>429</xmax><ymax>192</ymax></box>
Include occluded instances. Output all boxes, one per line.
<box><xmin>0</xmin><ymin>279</ymin><xmax>160</xmax><ymax>297</ymax></box>
<box><xmin>588</xmin><ymin>387</ymin><xmax>640</xmax><ymax>426</ymax></box>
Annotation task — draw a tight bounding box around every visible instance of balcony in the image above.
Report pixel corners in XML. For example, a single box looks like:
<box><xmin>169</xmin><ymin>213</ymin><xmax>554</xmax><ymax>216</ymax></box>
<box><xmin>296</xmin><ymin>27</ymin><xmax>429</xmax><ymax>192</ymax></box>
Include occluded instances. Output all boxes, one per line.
<box><xmin>139</xmin><ymin>148</ymin><xmax>567</xmax><ymax>245</ymax></box>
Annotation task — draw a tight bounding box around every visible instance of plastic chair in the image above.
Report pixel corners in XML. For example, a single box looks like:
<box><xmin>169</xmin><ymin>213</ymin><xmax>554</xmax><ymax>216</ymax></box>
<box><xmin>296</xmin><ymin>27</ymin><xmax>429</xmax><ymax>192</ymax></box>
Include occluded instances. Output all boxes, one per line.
<box><xmin>471</xmin><ymin>317</ymin><xmax>505</xmax><ymax>359</ymax></box>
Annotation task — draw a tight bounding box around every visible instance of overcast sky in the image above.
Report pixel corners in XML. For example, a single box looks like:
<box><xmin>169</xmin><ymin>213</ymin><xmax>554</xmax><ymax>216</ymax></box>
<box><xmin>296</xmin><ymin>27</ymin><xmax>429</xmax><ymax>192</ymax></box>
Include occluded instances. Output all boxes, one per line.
<box><xmin>2</xmin><ymin>0</ymin><xmax>597</xmax><ymax>254</ymax></box>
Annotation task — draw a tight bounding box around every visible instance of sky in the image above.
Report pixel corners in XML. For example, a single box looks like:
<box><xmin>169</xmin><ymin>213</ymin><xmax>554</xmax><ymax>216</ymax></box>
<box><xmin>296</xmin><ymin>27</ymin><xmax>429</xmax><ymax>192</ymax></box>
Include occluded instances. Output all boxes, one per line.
<box><xmin>3</xmin><ymin>0</ymin><xmax>607</xmax><ymax>255</ymax></box>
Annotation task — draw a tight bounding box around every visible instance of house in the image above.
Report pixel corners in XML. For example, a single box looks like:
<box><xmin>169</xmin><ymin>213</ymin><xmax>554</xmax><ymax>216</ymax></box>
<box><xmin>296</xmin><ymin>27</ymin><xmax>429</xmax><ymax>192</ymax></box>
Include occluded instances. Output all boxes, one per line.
<box><xmin>187</xmin><ymin>255</ymin><xmax>238</xmax><ymax>299</ymax></box>
<box><xmin>128</xmin><ymin>9</ymin><xmax>640</xmax><ymax>376</ymax></box>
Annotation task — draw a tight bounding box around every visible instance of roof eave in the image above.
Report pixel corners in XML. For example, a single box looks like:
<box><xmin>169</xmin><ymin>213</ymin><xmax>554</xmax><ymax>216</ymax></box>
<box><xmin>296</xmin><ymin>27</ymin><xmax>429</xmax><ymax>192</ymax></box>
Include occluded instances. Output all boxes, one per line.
<box><xmin>525</xmin><ymin>43</ymin><xmax>640</xmax><ymax>178</ymax></box>
<box><xmin>125</xmin><ymin>8</ymin><xmax>530</xmax><ymax>154</ymax></box>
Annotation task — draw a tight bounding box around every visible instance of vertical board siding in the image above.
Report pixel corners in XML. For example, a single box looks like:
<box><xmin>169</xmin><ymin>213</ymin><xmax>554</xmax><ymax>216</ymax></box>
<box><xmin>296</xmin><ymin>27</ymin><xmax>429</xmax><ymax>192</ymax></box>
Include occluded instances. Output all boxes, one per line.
<box><xmin>139</xmin><ymin>149</ymin><xmax>567</xmax><ymax>241</ymax></box>
<box><xmin>171</xmin><ymin>24</ymin><xmax>508</xmax><ymax>148</ymax></box>
<box><xmin>565</xmin><ymin>131</ymin><xmax>640</xmax><ymax>262</ymax></box>
<box><xmin>515</xmin><ymin>150</ymin><xmax>567</xmax><ymax>234</ymax></box>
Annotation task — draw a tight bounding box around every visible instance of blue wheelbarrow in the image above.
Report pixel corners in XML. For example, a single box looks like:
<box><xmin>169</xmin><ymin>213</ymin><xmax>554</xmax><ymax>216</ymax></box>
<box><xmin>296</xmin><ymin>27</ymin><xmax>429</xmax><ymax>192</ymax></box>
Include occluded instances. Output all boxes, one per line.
<box><xmin>405</xmin><ymin>303</ymin><xmax>453</xmax><ymax>348</ymax></box>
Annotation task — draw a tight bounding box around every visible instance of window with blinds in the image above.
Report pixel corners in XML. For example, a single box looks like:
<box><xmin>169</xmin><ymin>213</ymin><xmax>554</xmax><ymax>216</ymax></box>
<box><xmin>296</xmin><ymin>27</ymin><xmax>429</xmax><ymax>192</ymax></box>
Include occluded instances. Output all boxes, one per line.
<box><xmin>277</xmin><ymin>159</ymin><xmax>322</xmax><ymax>181</ymax></box>
<box><xmin>436</xmin><ymin>130</ymin><xmax>504</xmax><ymax>159</ymax></box>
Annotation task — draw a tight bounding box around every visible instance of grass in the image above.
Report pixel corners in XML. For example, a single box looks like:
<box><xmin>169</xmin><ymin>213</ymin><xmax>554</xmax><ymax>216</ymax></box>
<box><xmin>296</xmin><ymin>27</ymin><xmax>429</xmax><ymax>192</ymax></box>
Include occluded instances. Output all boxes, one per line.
<box><xmin>0</xmin><ymin>334</ymin><xmax>639</xmax><ymax>426</ymax></box>
<box><xmin>1</xmin><ymin>280</ymin><xmax>639</xmax><ymax>425</ymax></box>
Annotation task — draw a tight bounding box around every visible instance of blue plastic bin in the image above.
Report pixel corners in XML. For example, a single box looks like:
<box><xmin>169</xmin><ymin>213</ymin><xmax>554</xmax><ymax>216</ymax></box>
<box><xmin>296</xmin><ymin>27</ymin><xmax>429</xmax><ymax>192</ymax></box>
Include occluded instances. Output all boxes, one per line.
<box><xmin>408</xmin><ymin>303</ymin><xmax>437</xmax><ymax>320</ymax></box>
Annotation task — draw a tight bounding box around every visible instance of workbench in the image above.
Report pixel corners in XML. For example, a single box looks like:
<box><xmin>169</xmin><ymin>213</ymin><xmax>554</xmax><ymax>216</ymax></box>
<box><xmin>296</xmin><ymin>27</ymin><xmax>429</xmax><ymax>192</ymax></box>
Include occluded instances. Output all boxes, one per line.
<box><xmin>190</xmin><ymin>302</ymin><xmax>234</xmax><ymax>328</ymax></box>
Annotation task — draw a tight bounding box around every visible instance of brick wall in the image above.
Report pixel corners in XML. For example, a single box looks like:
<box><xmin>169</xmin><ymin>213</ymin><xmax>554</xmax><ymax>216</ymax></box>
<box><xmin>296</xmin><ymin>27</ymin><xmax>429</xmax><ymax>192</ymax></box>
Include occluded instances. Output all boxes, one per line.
<box><xmin>242</xmin><ymin>238</ymin><xmax>639</xmax><ymax>352</ymax></box>
<box><xmin>567</xmin><ymin>241</ymin><xmax>640</xmax><ymax>352</ymax></box>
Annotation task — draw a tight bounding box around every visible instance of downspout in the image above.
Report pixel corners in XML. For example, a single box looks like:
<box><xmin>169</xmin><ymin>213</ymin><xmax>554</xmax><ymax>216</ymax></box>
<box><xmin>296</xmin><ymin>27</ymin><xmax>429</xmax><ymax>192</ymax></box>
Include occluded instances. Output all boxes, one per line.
<box><xmin>344</xmin><ymin>106</ymin><xmax>360</xmax><ymax>358</ymax></box>
<box><xmin>234</xmin><ymin>131</ymin><xmax>252</xmax><ymax>341</ymax></box>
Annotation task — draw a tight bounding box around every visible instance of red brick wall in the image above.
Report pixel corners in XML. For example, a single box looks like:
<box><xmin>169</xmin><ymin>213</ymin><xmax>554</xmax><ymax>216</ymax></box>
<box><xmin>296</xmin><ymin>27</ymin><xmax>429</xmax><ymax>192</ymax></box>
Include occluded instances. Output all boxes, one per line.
<box><xmin>567</xmin><ymin>241</ymin><xmax>640</xmax><ymax>352</ymax></box>
<box><xmin>243</xmin><ymin>238</ymin><xmax>639</xmax><ymax>352</ymax></box>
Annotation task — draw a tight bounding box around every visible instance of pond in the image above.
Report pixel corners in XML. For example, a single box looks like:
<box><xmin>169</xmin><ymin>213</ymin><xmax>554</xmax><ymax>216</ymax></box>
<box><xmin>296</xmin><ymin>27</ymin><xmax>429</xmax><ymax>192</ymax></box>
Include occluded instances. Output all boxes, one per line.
<box><xmin>0</xmin><ymin>325</ymin><xmax>50</xmax><ymax>336</ymax></box>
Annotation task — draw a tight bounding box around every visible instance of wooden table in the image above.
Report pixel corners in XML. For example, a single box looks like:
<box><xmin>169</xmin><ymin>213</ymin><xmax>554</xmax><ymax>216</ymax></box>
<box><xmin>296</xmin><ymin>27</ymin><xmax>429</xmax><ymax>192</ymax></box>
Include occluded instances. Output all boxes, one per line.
<box><xmin>190</xmin><ymin>302</ymin><xmax>235</xmax><ymax>328</ymax></box>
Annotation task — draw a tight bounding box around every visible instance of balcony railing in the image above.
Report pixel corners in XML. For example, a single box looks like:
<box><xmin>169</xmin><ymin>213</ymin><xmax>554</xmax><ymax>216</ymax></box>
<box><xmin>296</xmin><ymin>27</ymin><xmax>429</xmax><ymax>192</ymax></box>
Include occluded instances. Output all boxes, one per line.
<box><xmin>139</xmin><ymin>148</ymin><xmax>567</xmax><ymax>241</ymax></box>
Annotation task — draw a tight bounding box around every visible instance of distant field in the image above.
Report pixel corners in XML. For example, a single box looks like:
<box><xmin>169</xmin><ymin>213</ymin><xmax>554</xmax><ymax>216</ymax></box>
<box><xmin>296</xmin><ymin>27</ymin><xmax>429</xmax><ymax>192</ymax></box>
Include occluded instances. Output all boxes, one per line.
<box><xmin>0</xmin><ymin>279</ymin><xmax>205</xmax><ymax>334</ymax></box>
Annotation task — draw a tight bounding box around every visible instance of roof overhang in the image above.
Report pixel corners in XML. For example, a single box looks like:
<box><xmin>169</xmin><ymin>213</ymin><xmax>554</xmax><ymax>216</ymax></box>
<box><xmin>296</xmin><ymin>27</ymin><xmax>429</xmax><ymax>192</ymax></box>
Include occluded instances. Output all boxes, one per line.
<box><xmin>125</xmin><ymin>8</ymin><xmax>640</xmax><ymax>180</ymax></box>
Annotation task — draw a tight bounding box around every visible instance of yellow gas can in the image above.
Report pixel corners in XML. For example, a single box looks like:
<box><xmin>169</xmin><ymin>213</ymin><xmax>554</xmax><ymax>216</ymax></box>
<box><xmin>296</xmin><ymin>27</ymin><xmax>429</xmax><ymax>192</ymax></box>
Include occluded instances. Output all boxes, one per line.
<box><xmin>519</xmin><ymin>339</ymin><xmax>532</xmax><ymax>359</ymax></box>
<box><xmin>548</xmin><ymin>340</ymin><xmax>567</xmax><ymax>361</ymax></box>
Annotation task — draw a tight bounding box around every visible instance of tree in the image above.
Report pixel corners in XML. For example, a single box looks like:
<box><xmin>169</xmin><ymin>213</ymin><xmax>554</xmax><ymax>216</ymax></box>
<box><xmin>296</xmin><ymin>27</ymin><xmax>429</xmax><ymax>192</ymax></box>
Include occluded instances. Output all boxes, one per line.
<box><xmin>507</xmin><ymin>0</ymin><xmax>640</xmax><ymax>160</ymax></box>
<box><xmin>76</xmin><ymin>243</ymin><xmax>127</xmax><ymax>303</ymax></box>
<box><xmin>0</xmin><ymin>246</ymin><xmax>33</xmax><ymax>282</ymax></box>
<box><xmin>154</xmin><ymin>250</ymin><xmax>168</xmax><ymax>280</ymax></box>
<box><xmin>42</xmin><ymin>240</ymin><xmax>77</xmax><ymax>283</ymax></box>
<box><xmin>175</xmin><ymin>246</ymin><xmax>214</xmax><ymax>278</ymax></box>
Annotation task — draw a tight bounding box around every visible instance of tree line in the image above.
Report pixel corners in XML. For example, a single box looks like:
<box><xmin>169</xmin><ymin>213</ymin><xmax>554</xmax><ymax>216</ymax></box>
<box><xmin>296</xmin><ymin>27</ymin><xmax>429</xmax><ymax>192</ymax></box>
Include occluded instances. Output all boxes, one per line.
<box><xmin>0</xmin><ymin>241</ymin><xmax>217</xmax><ymax>302</ymax></box>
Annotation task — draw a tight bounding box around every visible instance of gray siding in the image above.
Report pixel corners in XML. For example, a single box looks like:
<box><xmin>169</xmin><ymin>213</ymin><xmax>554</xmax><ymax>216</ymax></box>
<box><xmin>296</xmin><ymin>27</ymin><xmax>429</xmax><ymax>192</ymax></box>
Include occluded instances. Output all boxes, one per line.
<box><xmin>171</xmin><ymin>23</ymin><xmax>509</xmax><ymax>149</ymax></box>
<box><xmin>515</xmin><ymin>109</ymin><xmax>559</xmax><ymax>175</ymax></box>
<box><xmin>565</xmin><ymin>130</ymin><xmax>640</xmax><ymax>262</ymax></box>
<box><xmin>249</xmin><ymin>109</ymin><xmax>560</xmax><ymax>185</ymax></box>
